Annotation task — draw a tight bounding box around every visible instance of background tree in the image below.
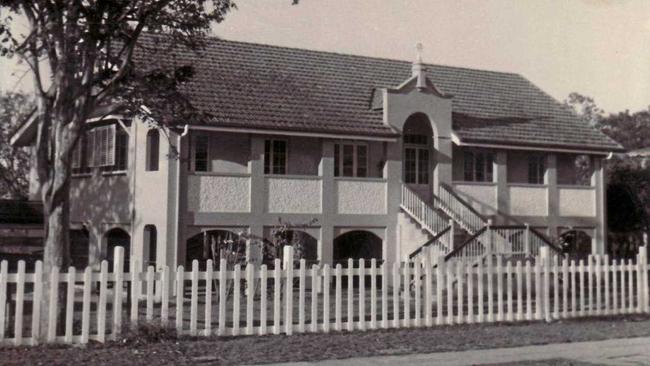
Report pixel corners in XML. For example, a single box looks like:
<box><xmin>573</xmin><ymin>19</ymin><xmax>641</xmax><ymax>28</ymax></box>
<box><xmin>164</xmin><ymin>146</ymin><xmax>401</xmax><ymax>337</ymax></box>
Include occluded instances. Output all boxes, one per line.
<box><xmin>0</xmin><ymin>91</ymin><xmax>32</xmax><ymax>199</ymax></box>
<box><xmin>0</xmin><ymin>0</ymin><xmax>237</xmax><ymax>273</ymax></box>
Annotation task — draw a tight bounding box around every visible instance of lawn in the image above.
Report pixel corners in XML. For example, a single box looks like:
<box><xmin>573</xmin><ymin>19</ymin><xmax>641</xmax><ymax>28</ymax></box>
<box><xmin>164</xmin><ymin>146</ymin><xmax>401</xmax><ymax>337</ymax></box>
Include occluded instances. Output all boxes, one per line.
<box><xmin>2</xmin><ymin>314</ymin><xmax>650</xmax><ymax>365</ymax></box>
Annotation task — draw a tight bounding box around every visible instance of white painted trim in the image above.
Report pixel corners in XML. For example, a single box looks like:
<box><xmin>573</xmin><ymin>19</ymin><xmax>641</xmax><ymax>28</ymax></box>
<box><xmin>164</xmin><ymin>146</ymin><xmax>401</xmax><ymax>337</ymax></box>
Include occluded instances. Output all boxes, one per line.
<box><xmin>187</xmin><ymin>125</ymin><xmax>397</xmax><ymax>142</ymax></box>
<box><xmin>86</xmin><ymin>114</ymin><xmax>126</xmax><ymax>123</ymax></box>
<box><xmin>451</xmin><ymin>132</ymin><xmax>612</xmax><ymax>155</ymax></box>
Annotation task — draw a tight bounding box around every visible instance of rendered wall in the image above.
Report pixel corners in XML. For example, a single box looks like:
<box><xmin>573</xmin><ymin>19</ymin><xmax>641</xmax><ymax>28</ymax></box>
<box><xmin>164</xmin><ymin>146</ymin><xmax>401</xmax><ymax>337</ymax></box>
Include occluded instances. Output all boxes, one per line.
<box><xmin>187</xmin><ymin>175</ymin><xmax>251</xmax><ymax>213</ymax></box>
<box><xmin>559</xmin><ymin>187</ymin><xmax>596</xmax><ymax>217</ymax></box>
<box><xmin>336</xmin><ymin>179</ymin><xmax>387</xmax><ymax>215</ymax></box>
<box><xmin>507</xmin><ymin>185</ymin><xmax>548</xmax><ymax>216</ymax></box>
<box><xmin>266</xmin><ymin>177</ymin><xmax>321</xmax><ymax>213</ymax></box>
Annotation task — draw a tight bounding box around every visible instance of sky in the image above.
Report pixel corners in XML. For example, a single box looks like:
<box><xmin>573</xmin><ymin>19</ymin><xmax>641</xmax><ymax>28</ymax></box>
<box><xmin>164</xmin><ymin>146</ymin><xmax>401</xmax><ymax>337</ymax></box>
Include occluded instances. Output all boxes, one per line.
<box><xmin>1</xmin><ymin>0</ymin><xmax>648</xmax><ymax>114</ymax></box>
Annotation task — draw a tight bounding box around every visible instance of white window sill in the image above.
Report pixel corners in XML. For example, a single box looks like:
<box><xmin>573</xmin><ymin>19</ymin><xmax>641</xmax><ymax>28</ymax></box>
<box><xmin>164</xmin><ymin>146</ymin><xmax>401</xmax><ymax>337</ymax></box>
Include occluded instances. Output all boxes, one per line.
<box><xmin>102</xmin><ymin>170</ymin><xmax>127</xmax><ymax>176</ymax></box>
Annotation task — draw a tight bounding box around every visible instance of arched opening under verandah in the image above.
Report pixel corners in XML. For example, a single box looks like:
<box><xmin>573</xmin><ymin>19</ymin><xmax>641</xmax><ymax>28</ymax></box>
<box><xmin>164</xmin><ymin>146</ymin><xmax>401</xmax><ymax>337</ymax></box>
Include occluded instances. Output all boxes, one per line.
<box><xmin>105</xmin><ymin>227</ymin><xmax>131</xmax><ymax>272</ymax></box>
<box><xmin>559</xmin><ymin>229</ymin><xmax>593</xmax><ymax>262</ymax></box>
<box><xmin>333</xmin><ymin>230</ymin><xmax>383</xmax><ymax>287</ymax></box>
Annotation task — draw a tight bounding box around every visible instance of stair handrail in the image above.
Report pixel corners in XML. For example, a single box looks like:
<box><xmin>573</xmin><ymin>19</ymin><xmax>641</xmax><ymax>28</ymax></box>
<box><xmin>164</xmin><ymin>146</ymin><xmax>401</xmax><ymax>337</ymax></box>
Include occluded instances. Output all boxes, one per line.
<box><xmin>444</xmin><ymin>226</ymin><xmax>488</xmax><ymax>261</ymax></box>
<box><xmin>401</xmin><ymin>184</ymin><xmax>448</xmax><ymax>234</ymax></box>
<box><xmin>408</xmin><ymin>224</ymin><xmax>452</xmax><ymax>259</ymax></box>
<box><xmin>435</xmin><ymin>183</ymin><xmax>486</xmax><ymax>233</ymax></box>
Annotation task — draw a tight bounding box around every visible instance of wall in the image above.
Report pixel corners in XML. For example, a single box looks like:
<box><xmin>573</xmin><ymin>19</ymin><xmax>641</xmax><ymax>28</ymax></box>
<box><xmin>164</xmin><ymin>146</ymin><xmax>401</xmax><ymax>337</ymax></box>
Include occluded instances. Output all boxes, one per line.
<box><xmin>208</xmin><ymin>132</ymin><xmax>249</xmax><ymax>174</ymax></box>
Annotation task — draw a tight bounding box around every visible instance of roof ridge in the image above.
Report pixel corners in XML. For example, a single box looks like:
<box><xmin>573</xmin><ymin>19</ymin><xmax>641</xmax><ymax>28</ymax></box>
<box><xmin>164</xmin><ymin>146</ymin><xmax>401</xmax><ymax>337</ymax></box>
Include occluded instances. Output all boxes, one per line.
<box><xmin>141</xmin><ymin>32</ymin><xmax>522</xmax><ymax>78</ymax></box>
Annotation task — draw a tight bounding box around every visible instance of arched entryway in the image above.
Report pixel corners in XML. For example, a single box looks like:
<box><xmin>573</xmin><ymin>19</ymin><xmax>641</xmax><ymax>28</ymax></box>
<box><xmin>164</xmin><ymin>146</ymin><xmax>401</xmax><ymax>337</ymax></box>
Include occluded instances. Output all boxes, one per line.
<box><xmin>263</xmin><ymin>229</ymin><xmax>318</xmax><ymax>266</ymax></box>
<box><xmin>143</xmin><ymin>225</ymin><xmax>157</xmax><ymax>268</ymax></box>
<box><xmin>70</xmin><ymin>228</ymin><xmax>90</xmax><ymax>269</ymax></box>
<box><xmin>403</xmin><ymin>113</ymin><xmax>434</xmax><ymax>202</ymax></box>
<box><xmin>334</xmin><ymin>230</ymin><xmax>383</xmax><ymax>287</ymax></box>
<box><xmin>559</xmin><ymin>229</ymin><xmax>593</xmax><ymax>261</ymax></box>
<box><xmin>186</xmin><ymin>230</ymin><xmax>246</xmax><ymax>269</ymax></box>
<box><xmin>105</xmin><ymin>228</ymin><xmax>131</xmax><ymax>272</ymax></box>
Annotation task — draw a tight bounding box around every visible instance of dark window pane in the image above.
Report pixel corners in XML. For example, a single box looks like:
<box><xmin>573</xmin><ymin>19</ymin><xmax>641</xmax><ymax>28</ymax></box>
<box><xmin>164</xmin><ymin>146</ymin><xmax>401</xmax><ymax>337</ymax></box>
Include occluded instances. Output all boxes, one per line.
<box><xmin>475</xmin><ymin>153</ymin><xmax>485</xmax><ymax>182</ymax></box>
<box><xmin>264</xmin><ymin>140</ymin><xmax>271</xmax><ymax>174</ymax></box>
<box><xmin>356</xmin><ymin>145</ymin><xmax>367</xmax><ymax>177</ymax></box>
<box><xmin>418</xmin><ymin>148</ymin><xmax>429</xmax><ymax>184</ymax></box>
<box><xmin>405</xmin><ymin>148</ymin><xmax>416</xmax><ymax>183</ymax></box>
<box><xmin>195</xmin><ymin>135</ymin><xmax>209</xmax><ymax>172</ymax></box>
<box><xmin>334</xmin><ymin>144</ymin><xmax>340</xmax><ymax>177</ymax></box>
<box><xmin>464</xmin><ymin>152</ymin><xmax>474</xmax><ymax>181</ymax></box>
<box><xmin>146</xmin><ymin>130</ymin><xmax>159</xmax><ymax>171</ymax></box>
<box><xmin>343</xmin><ymin>144</ymin><xmax>354</xmax><ymax>177</ymax></box>
<box><xmin>271</xmin><ymin>140</ymin><xmax>287</xmax><ymax>175</ymax></box>
<box><xmin>485</xmin><ymin>153</ymin><xmax>494</xmax><ymax>182</ymax></box>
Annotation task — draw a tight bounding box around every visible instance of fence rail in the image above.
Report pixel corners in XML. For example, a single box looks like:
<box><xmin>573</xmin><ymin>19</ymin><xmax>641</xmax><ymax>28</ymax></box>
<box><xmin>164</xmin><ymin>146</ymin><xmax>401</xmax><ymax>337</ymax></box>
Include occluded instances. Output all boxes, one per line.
<box><xmin>1</xmin><ymin>246</ymin><xmax>649</xmax><ymax>346</ymax></box>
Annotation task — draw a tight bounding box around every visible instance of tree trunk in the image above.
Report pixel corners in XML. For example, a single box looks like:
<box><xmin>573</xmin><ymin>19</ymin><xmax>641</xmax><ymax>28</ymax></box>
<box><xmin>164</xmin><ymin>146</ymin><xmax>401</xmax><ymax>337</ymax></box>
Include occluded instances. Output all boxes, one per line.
<box><xmin>38</xmin><ymin>125</ymin><xmax>74</xmax><ymax>340</ymax></box>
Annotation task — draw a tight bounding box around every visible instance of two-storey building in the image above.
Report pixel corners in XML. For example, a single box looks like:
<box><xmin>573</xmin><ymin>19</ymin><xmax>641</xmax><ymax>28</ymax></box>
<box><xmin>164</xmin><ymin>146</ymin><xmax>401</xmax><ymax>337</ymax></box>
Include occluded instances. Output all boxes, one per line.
<box><xmin>11</xmin><ymin>35</ymin><xmax>624</xmax><ymax>271</ymax></box>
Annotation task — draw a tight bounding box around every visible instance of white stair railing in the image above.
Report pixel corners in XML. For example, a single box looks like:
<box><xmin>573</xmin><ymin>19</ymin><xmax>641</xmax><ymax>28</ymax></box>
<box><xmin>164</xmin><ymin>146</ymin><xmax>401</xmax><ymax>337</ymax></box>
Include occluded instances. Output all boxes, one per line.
<box><xmin>434</xmin><ymin>184</ymin><xmax>485</xmax><ymax>233</ymax></box>
<box><xmin>401</xmin><ymin>185</ymin><xmax>448</xmax><ymax>235</ymax></box>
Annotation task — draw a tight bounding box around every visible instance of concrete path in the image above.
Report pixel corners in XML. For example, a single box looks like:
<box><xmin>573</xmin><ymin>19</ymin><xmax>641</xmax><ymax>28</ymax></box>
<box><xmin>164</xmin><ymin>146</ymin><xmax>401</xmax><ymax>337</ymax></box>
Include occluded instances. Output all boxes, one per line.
<box><xmin>266</xmin><ymin>336</ymin><xmax>650</xmax><ymax>365</ymax></box>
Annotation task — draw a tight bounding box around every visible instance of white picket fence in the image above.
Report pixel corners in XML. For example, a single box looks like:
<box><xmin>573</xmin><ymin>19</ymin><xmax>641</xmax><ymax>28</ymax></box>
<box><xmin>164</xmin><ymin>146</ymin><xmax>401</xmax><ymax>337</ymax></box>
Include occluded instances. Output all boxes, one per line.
<box><xmin>1</xmin><ymin>246</ymin><xmax>649</xmax><ymax>346</ymax></box>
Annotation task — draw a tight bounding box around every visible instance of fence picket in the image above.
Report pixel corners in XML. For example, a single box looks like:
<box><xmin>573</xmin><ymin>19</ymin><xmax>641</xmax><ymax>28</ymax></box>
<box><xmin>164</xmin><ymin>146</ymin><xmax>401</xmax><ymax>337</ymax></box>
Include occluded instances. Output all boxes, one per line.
<box><xmin>112</xmin><ymin>247</ymin><xmax>124</xmax><ymax>340</ymax></box>
<box><xmin>477</xmin><ymin>260</ymin><xmax>484</xmax><ymax>323</ymax></box>
<box><xmin>246</xmin><ymin>263</ymin><xmax>255</xmax><ymax>336</ymax></box>
<box><xmin>404</xmin><ymin>261</ymin><xmax>411</xmax><ymax>327</ymax></box>
<box><xmin>161</xmin><ymin>265</ymin><xmax>170</xmax><ymax>327</ymax></box>
<box><xmin>603</xmin><ymin>255</ymin><xmax>610</xmax><ymax>315</ymax></box>
<box><xmin>14</xmin><ymin>261</ymin><xmax>26</xmax><ymax>346</ymax></box>
<box><xmin>359</xmin><ymin>259</ymin><xmax>366</xmax><ymax>330</ymax></box>
<box><xmin>219</xmin><ymin>259</ymin><xmax>228</xmax><ymax>336</ymax></box>
<box><xmin>146</xmin><ymin>266</ymin><xmax>155</xmax><ymax>322</ymax></box>
<box><xmin>0</xmin><ymin>261</ymin><xmax>7</xmax><ymax>341</ymax></box>
<box><xmin>233</xmin><ymin>264</ymin><xmax>241</xmax><ymax>336</ymax></box>
<box><xmin>612</xmin><ymin>259</ymin><xmax>618</xmax><ymax>314</ymax></box>
<box><xmin>285</xmin><ymin>249</ymin><xmax>294</xmax><ymax>335</ymax></box>
<box><xmin>47</xmin><ymin>267</ymin><xmax>59</xmax><ymax>341</ymax></box>
<box><xmin>627</xmin><ymin>260</ymin><xmax>634</xmax><ymax>313</ymax></box>
<box><xmin>31</xmin><ymin>261</ymin><xmax>43</xmax><ymax>345</ymax></box>
<box><xmin>370</xmin><ymin>259</ymin><xmax>378</xmax><ymax>329</ymax></box>
<box><xmin>506</xmin><ymin>261</ymin><xmax>513</xmax><ymax>322</ymax></box>
<box><xmin>175</xmin><ymin>266</ymin><xmax>184</xmax><ymax>334</ymax></box>
<box><xmin>131</xmin><ymin>260</ymin><xmax>141</xmax><ymax>326</ymax></box>
<box><xmin>525</xmin><ymin>260</ymin><xmax>532</xmax><ymax>320</ymax></box>
<box><xmin>381</xmin><ymin>263</ymin><xmax>388</xmax><ymax>329</ymax></box>
<box><xmin>323</xmin><ymin>264</ymin><xmax>331</xmax><ymax>333</ymax></box>
<box><xmin>335</xmin><ymin>264</ymin><xmax>342</xmax><ymax>331</ymax></box>
<box><xmin>347</xmin><ymin>259</ymin><xmax>354</xmax><ymax>331</ymax></box>
<box><xmin>515</xmin><ymin>261</ymin><xmax>523</xmax><ymax>321</ymax></box>
<box><xmin>298</xmin><ymin>259</ymin><xmax>306</xmax><ymax>333</ymax></box>
<box><xmin>456</xmin><ymin>260</ymin><xmax>463</xmax><ymax>324</ymax></box>
<box><xmin>260</xmin><ymin>265</ymin><xmax>268</xmax><ymax>335</ymax></box>
<box><xmin>562</xmin><ymin>258</ymin><xmax>568</xmax><ymax>318</ymax></box>
<box><xmin>425</xmin><ymin>259</ymin><xmax>433</xmax><ymax>326</ymax></box>
<box><xmin>570</xmin><ymin>260</ymin><xmax>577</xmax><ymax>317</ymax></box>
<box><xmin>392</xmin><ymin>262</ymin><xmax>400</xmax><ymax>328</ymax></box>
<box><xmin>98</xmin><ymin>261</ymin><xmax>108</xmax><ymax>343</ymax></box>
<box><xmin>81</xmin><ymin>266</ymin><xmax>92</xmax><ymax>344</ymax></box>
<box><xmin>487</xmin><ymin>258</ymin><xmax>494</xmax><ymax>322</ymax></box>
<box><xmin>496</xmin><ymin>256</ymin><xmax>503</xmax><ymax>322</ymax></box>
<box><xmin>553</xmin><ymin>256</ymin><xmax>559</xmax><ymax>319</ymax></box>
<box><xmin>274</xmin><ymin>259</ymin><xmax>281</xmax><ymax>335</ymax></box>
<box><xmin>64</xmin><ymin>266</ymin><xmax>75</xmax><ymax>344</ymax></box>
<box><xmin>205</xmin><ymin>260</ymin><xmax>213</xmax><ymax>336</ymax></box>
<box><xmin>579</xmin><ymin>260</ymin><xmax>586</xmax><ymax>317</ymax></box>
<box><xmin>190</xmin><ymin>260</ymin><xmax>199</xmax><ymax>336</ymax></box>
<box><xmin>310</xmin><ymin>265</ymin><xmax>318</xmax><ymax>332</ymax></box>
<box><xmin>436</xmin><ymin>259</ymin><xmax>444</xmax><ymax>325</ymax></box>
<box><xmin>446</xmin><ymin>261</ymin><xmax>453</xmax><ymax>325</ymax></box>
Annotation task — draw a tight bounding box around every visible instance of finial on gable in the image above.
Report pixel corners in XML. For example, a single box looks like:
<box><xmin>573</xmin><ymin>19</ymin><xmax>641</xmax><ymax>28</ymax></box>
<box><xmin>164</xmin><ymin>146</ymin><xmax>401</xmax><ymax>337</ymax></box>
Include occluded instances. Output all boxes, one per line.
<box><xmin>412</xmin><ymin>42</ymin><xmax>426</xmax><ymax>90</ymax></box>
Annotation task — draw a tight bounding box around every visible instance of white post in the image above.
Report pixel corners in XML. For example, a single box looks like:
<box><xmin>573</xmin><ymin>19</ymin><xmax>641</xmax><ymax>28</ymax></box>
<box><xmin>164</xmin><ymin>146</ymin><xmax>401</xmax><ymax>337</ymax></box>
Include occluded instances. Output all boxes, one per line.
<box><xmin>540</xmin><ymin>247</ymin><xmax>551</xmax><ymax>322</ymax></box>
<box><xmin>283</xmin><ymin>246</ymin><xmax>294</xmax><ymax>335</ymax></box>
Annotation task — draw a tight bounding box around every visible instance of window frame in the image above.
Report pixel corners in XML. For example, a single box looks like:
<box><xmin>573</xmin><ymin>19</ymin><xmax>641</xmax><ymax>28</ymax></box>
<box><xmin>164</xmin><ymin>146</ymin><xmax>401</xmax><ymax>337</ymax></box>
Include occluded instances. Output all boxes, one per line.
<box><xmin>192</xmin><ymin>134</ymin><xmax>210</xmax><ymax>173</ymax></box>
<box><xmin>334</xmin><ymin>141</ymin><xmax>369</xmax><ymax>178</ymax></box>
<box><xmin>462</xmin><ymin>150</ymin><xmax>494</xmax><ymax>183</ymax></box>
<box><xmin>403</xmin><ymin>135</ymin><xmax>429</xmax><ymax>184</ymax></box>
<box><xmin>264</xmin><ymin>138</ymin><xmax>289</xmax><ymax>175</ymax></box>
<box><xmin>527</xmin><ymin>155</ymin><xmax>546</xmax><ymax>185</ymax></box>
<box><xmin>145</xmin><ymin>129</ymin><xmax>160</xmax><ymax>172</ymax></box>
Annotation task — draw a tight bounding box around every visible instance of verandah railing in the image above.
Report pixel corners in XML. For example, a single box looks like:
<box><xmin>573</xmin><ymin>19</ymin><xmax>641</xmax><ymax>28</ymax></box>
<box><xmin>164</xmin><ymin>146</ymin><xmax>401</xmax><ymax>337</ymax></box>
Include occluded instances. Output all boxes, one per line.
<box><xmin>401</xmin><ymin>185</ymin><xmax>449</xmax><ymax>235</ymax></box>
<box><xmin>1</xmin><ymin>246</ymin><xmax>649</xmax><ymax>346</ymax></box>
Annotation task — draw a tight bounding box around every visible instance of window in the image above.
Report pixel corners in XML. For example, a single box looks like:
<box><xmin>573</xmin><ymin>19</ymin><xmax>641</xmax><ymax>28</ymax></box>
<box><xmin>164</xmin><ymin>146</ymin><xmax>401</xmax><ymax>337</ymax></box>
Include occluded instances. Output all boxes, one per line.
<box><xmin>144</xmin><ymin>225</ymin><xmax>157</xmax><ymax>268</ymax></box>
<box><xmin>403</xmin><ymin>135</ymin><xmax>428</xmax><ymax>184</ymax></box>
<box><xmin>264</xmin><ymin>139</ymin><xmax>287</xmax><ymax>174</ymax></box>
<box><xmin>463</xmin><ymin>151</ymin><xmax>494</xmax><ymax>182</ymax></box>
<box><xmin>73</xmin><ymin>123</ymin><xmax>129</xmax><ymax>173</ymax></box>
<box><xmin>193</xmin><ymin>135</ymin><xmax>209</xmax><ymax>172</ymax></box>
<box><xmin>527</xmin><ymin>155</ymin><xmax>546</xmax><ymax>184</ymax></box>
<box><xmin>146</xmin><ymin>129</ymin><xmax>160</xmax><ymax>171</ymax></box>
<box><xmin>334</xmin><ymin>143</ymin><xmax>367</xmax><ymax>177</ymax></box>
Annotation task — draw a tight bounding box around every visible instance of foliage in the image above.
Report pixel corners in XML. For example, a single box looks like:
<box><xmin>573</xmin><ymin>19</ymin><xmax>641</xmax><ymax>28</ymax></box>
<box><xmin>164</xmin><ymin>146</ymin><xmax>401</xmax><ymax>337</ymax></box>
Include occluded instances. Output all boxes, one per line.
<box><xmin>0</xmin><ymin>91</ymin><xmax>32</xmax><ymax>198</ymax></box>
<box><xmin>564</xmin><ymin>92</ymin><xmax>604</xmax><ymax>127</ymax></box>
<box><xmin>599</xmin><ymin>108</ymin><xmax>650</xmax><ymax>150</ymax></box>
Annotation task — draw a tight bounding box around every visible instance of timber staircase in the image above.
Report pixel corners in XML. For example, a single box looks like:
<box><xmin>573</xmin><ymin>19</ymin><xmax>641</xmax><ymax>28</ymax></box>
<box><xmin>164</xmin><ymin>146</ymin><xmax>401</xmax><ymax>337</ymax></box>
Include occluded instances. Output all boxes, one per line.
<box><xmin>401</xmin><ymin>183</ymin><xmax>561</xmax><ymax>265</ymax></box>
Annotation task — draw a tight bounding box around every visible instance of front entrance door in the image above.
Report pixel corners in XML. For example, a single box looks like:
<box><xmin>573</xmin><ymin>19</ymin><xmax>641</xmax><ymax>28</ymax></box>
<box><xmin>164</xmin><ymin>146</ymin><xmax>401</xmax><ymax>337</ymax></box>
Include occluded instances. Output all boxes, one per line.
<box><xmin>404</xmin><ymin>135</ymin><xmax>433</xmax><ymax>203</ymax></box>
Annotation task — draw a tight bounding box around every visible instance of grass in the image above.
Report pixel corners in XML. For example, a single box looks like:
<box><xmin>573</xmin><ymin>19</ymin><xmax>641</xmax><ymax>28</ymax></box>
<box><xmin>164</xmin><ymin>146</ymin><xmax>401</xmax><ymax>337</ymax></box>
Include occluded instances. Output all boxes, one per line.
<box><xmin>2</xmin><ymin>315</ymin><xmax>650</xmax><ymax>365</ymax></box>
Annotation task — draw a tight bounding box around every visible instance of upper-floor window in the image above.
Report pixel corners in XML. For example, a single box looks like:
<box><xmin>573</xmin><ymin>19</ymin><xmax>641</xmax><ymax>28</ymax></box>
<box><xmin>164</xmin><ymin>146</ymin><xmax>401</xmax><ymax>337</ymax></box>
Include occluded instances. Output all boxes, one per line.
<box><xmin>334</xmin><ymin>142</ymin><xmax>367</xmax><ymax>177</ymax></box>
<box><xmin>72</xmin><ymin>123</ymin><xmax>129</xmax><ymax>174</ymax></box>
<box><xmin>146</xmin><ymin>129</ymin><xmax>160</xmax><ymax>171</ymax></box>
<box><xmin>193</xmin><ymin>135</ymin><xmax>209</xmax><ymax>172</ymax></box>
<box><xmin>527</xmin><ymin>155</ymin><xmax>546</xmax><ymax>184</ymax></box>
<box><xmin>403</xmin><ymin>134</ymin><xmax>429</xmax><ymax>184</ymax></box>
<box><xmin>264</xmin><ymin>139</ymin><xmax>287</xmax><ymax>174</ymax></box>
<box><xmin>463</xmin><ymin>151</ymin><xmax>494</xmax><ymax>182</ymax></box>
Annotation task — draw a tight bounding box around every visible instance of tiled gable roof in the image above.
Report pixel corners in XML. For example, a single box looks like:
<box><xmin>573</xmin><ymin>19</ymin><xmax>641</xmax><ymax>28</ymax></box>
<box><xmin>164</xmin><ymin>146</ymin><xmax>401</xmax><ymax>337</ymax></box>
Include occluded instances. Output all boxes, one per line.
<box><xmin>134</xmin><ymin>34</ymin><xmax>623</xmax><ymax>151</ymax></box>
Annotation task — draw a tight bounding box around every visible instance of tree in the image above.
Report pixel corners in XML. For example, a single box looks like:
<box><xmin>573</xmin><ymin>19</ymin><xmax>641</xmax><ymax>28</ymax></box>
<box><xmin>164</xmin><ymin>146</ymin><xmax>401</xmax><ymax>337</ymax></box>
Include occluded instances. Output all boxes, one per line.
<box><xmin>0</xmin><ymin>91</ymin><xmax>32</xmax><ymax>198</ymax></box>
<box><xmin>0</xmin><ymin>1</ymin><xmax>237</xmax><ymax>273</ymax></box>
<box><xmin>564</xmin><ymin>92</ymin><xmax>604</xmax><ymax>127</ymax></box>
